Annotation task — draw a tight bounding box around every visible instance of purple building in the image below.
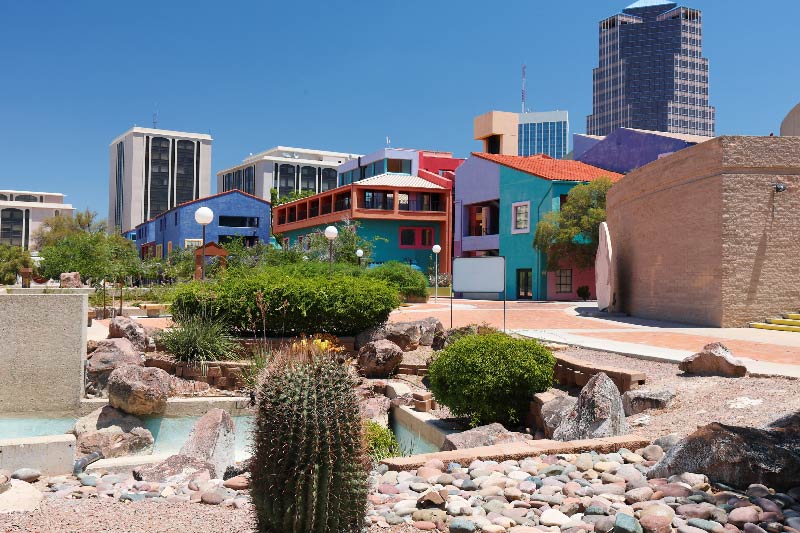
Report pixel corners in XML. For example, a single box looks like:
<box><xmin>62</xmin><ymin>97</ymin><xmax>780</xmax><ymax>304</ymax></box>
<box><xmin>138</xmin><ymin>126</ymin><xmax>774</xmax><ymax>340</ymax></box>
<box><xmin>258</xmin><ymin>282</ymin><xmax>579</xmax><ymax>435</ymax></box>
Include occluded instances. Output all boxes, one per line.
<box><xmin>573</xmin><ymin>128</ymin><xmax>712</xmax><ymax>174</ymax></box>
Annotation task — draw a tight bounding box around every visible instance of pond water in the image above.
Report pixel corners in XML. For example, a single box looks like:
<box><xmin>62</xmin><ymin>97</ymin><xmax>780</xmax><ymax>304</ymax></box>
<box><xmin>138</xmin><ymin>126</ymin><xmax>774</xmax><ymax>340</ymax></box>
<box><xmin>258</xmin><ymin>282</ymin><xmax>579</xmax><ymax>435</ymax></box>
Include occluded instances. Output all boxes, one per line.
<box><xmin>390</xmin><ymin>416</ymin><xmax>440</xmax><ymax>456</ymax></box>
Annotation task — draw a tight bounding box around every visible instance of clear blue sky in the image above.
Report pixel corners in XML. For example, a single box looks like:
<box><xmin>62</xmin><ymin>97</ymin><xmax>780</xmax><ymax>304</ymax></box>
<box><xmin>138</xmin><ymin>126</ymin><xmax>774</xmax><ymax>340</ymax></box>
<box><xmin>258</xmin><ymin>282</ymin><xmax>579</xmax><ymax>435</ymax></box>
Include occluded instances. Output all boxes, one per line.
<box><xmin>0</xmin><ymin>1</ymin><xmax>797</xmax><ymax>215</ymax></box>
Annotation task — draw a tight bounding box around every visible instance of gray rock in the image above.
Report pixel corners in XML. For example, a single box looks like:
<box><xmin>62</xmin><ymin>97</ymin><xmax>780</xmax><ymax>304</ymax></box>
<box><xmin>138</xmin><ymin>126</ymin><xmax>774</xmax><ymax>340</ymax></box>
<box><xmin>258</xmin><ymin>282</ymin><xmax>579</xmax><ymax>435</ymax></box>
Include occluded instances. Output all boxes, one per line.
<box><xmin>653</xmin><ymin>433</ymin><xmax>682</xmax><ymax>451</ymax></box>
<box><xmin>85</xmin><ymin>338</ymin><xmax>143</xmax><ymax>391</ymax></box>
<box><xmin>133</xmin><ymin>454</ymin><xmax>215</xmax><ymax>483</ymax></box>
<box><xmin>10</xmin><ymin>469</ymin><xmax>40</xmax><ymax>483</ymax></box>
<box><xmin>356</xmin><ymin>340</ymin><xmax>403</xmax><ymax>378</ymax></box>
<box><xmin>678</xmin><ymin>343</ymin><xmax>747</xmax><ymax>378</ymax></box>
<box><xmin>108</xmin><ymin>365</ymin><xmax>171</xmax><ymax>416</ymax></box>
<box><xmin>541</xmin><ymin>396</ymin><xmax>578</xmax><ymax>438</ymax></box>
<box><xmin>553</xmin><ymin>372</ymin><xmax>628</xmax><ymax>441</ymax></box>
<box><xmin>0</xmin><ymin>479</ymin><xmax>43</xmax><ymax>513</ymax></box>
<box><xmin>179</xmin><ymin>408</ymin><xmax>235</xmax><ymax>479</ymax></box>
<box><xmin>450</xmin><ymin>518</ymin><xmax>478</xmax><ymax>533</ymax></box>
<box><xmin>648</xmin><ymin>411</ymin><xmax>800</xmax><ymax>490</ymax></box>
<box><xmin>356</xmin><ymin>319</ymin><xmax>443</xmax><ymax>351</ymax></box>
<box><xmin>441</xmin><ymin>423</ymin><xmax>528</xmax><ymax>451</ymax></box>
<box><xmin>59</xmin><ymin>272</ymin><xmax>82</xmax><ymax>288</ymax></box>
<box><xmin>69</xmin><ymin>405</ymin><xmax>154</xmax><ymax>458</ymax></box>
<box><xmin>623</xmin><ymin>389</ymin><xmax>676</xmax><ymax>416</ymax></box>
<box><xmin>615</xmin><ymin>513</ymin><xmax>643</xmax><ymax>533</ymax></box>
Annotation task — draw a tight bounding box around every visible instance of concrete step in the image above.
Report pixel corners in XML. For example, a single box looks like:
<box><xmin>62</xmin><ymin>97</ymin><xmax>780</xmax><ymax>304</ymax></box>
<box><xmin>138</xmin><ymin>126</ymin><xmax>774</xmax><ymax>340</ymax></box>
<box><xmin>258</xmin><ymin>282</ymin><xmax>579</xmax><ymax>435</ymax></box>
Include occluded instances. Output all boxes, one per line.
<box><xmin>750</xmin><ymin>322</ymin><xmax>800</xmax><ymax>333</ymax></box>
<box><xmin>767</xmin><ymin>318</ymin><xmax>800</xmax><ymax>326</ymax></box>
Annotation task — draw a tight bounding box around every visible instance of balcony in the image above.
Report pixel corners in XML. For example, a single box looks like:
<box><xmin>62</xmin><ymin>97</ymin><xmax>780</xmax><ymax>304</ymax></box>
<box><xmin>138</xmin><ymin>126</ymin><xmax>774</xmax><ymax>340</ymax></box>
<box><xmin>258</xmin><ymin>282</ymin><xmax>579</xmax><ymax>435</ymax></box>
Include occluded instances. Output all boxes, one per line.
<box><xmin>399</xmin><ymin>199</ymin><xmax>444</xmax><ymax>212</ymax></box>
<box><xmin>467</xmin><ymin>223</ymin><xmax>498</xmax><ymax>237</ymax></box>
<box><xmin>335</xmin><ymin>197</ymin><xmax>351</xmax><ymax>211</ymax></box>
<box><xmin>362</xmin><ymin>199</ymin><xmax>394</xmax><ymax>210</ymax></box>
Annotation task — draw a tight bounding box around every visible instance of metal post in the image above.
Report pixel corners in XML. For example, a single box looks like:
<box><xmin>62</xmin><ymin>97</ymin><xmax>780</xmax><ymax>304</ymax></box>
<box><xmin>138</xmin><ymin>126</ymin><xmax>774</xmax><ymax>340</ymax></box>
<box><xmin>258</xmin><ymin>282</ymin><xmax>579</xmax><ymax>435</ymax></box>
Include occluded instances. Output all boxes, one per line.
<box><xmin>358</xmin><ymin>256</ymin><xmax>361</xmax><ymax>267</ymax></box>
<box><xmin>329</xmin><ymin>240</ymin><xmax>334</xmax><ymax>277</ymax></box>
<box><xmin>434</xmin><ymin>253</ymin><xmax>439</xmax><ymax>303</ymax></box>
<box><xmin>201</xmin><ymin>225</ymin><xmax>206</xmax><ymax>281</ymax></box>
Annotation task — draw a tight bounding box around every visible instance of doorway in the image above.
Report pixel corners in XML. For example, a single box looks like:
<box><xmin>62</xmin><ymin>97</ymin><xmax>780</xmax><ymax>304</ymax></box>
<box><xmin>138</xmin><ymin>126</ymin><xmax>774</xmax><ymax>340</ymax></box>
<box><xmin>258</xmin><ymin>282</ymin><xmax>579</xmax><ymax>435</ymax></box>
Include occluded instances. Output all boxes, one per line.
<box><xmin>516</xmin><ymin>268</ymin><xmax>533</xmax><ymax>299</ymax></box>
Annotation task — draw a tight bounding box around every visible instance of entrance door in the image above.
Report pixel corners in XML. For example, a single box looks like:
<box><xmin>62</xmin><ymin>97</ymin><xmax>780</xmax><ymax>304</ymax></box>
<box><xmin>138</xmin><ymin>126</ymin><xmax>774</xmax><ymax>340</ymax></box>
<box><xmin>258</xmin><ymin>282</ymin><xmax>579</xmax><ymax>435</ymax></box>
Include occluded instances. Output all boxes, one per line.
<box><xmin>516</xmin><ymin>268</ymin><xmax>533</xmax><ymax>299</ymax></box>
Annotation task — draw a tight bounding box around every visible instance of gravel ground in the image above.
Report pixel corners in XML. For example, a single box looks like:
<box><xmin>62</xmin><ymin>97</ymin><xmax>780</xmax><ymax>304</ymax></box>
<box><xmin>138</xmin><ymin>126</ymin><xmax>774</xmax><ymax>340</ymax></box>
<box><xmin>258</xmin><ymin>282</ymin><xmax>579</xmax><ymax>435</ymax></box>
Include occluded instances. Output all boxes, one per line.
<box><xmin>556</xmin><ymin>346</ymin><xmax>800</xmax><ymax>440</ymax></box>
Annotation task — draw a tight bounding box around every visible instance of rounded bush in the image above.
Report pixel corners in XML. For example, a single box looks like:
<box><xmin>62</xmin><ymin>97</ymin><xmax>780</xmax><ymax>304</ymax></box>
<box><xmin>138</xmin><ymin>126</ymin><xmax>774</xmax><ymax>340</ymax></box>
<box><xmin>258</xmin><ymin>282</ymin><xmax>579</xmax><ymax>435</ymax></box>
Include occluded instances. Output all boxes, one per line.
<box><xmin>427</xmin><ymin>333</ymin><xmax>555</xmax><ymax>426</ymax></box>
<box><xmin>171</xmin><ymin>266</ymin><xmax>400</xmax><ymax>337</ymax></box>
<box><xmin>366</xmin><ymin>261</ymin><xmax>428</xmax><ymax>299</ymax></box>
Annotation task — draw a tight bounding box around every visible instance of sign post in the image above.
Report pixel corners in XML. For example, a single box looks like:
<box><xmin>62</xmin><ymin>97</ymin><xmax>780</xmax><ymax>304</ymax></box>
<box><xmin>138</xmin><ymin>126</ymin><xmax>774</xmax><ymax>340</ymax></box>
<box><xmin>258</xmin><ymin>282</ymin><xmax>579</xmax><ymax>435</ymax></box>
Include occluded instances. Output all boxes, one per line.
<box><xmin>452</xmin><ymin>257</ymin><xmax>507</xmax><ymax>332</ymax></box>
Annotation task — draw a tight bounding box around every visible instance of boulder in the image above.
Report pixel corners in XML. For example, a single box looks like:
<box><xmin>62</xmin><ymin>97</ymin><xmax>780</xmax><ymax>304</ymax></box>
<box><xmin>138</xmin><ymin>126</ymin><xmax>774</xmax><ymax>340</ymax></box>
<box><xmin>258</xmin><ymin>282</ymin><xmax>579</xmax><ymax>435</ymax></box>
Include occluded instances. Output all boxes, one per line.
<box><xmin>622</xmin><ymin>389</ymin><xmax>676</xmax><ymax>416</ymax></box>
<box><xmin>179</xmin><ymin>409</ymin><xmax>235</xmax><ymax>479</ymax></box>
<box><xmin>355</xmin><ymin>318</ymin><xmax>444</xmax><ymax>351</ymax></box>
<box><xmin>541</xmin><ymin>395</ymin><xmax>578</xmax><ymax>438</ymax></box>
<box><xmin>0</xmin><ymin>479</ymin><xmax>43</xmax><ymax>514</ymax></box>
<box><xmin>133</xmin><ymin>454</ymin><xmax>215</xmax><ymax>483</ymax></box>
<box><xmin>362</xmin><ymin>395</ymin><xmax>391</xmax><ymax>427</ymax></box>
<box><xmin>678</xmin><ymin>343</ymin><xmax>747</xmax><ymax>378</ymax></box>
<box><xmin>553</xmin><ymin>372</ymin><xmax>628</xmax><ymax>441</ymax></box>
<box><xmin>169</xmin><ymin>375</ymin><xmax>211</xmax><ymax>395</ymax></box>
<box><xmin>69</xmin><ymin>405</ymin><xmax>154</xmax><ymax>458</ymax></box>
<box><xmin>85</xmin><ymin>338</ymin><xmax>143</xmax><ymax>391</ymax></box>
<box><xmin>648</xmin><ymin>410</ymin><xmax>800</xmax><ymax>490</ymax></box>
<box><xmin>441</xmin><ymin>423</ymin><xmax>529</xmax><ymax>451</ymax></box>
<box><xmin>108</xmin><ymin>365</ymin><xmax>172</xmax><ymax>416</ymax></box>
<box><xmin>356</xmin><ymin>340</ymin><xmax>403</xmax><ymax>378</ymax></box>
<box><xmin>59</xmin><ymin>272</ymin><xmax>82</xmax><ymax>288</ymax></box>
<box><xmin>108</xmin><ymin>316</ymin><xmax>149</xmax><ymax>352</ymax></box>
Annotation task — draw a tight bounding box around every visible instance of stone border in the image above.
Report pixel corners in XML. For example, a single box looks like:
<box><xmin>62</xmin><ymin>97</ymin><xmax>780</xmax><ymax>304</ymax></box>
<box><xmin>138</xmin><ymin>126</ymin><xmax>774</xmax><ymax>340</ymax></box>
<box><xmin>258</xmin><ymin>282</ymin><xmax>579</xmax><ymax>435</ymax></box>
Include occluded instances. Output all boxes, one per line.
<box><xmin>380</xmin><ymin>434</ymin><xmax>649</xmax><ymax>470</ymax></box>
<box><xmin>0</xmin><ymin>434</ymin><xmax>76</xmax><ymax>476</ymax></box>
<box><xmin>392</xmin><ymin>405</ymin><xmax>459</xmax><ymax>450</ymax></box>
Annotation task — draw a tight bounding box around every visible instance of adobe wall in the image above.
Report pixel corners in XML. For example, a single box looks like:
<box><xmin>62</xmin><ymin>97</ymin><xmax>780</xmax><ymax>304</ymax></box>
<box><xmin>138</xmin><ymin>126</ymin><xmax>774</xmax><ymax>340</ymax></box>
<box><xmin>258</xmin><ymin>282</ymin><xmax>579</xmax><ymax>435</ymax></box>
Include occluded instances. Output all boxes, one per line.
<box><xmin>0</xmin><ymin>294</ymin><xmax>86</xmax><ymax>414</ymax></box>
<box><xmin>607</xmin><ymin>136</ymin><xmax>800</xmax><ymax>327</ymax></box>
<box><xmin>606</xmin><ymin>138</ymin><xmax>725</xmax><ymax>326</ymax></box>
<box><xmin>719</xmin><ymin>137</ymin><xmax>800</xmax><ymax>326</ymax></box>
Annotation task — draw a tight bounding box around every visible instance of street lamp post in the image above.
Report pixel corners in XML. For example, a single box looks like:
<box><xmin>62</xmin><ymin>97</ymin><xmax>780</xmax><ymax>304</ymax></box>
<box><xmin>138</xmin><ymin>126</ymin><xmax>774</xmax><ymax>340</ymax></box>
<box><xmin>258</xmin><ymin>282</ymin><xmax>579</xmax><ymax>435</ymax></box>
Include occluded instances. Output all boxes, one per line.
<box><xmin>356</xmin><ymin>248</ymin><xmax>364</xmax><ymax>267</ymax></box>
<box><xmin>432</xmin><ymin>244</ymin><xmax>441</xmax><ymax>303</ymax></box>
<box><xmin>194</xmin><ymin>206</ymin><xmax>214</xmax><ymax>281</ymax></box>
<box><xmin>324</xmin><ymin>225</ymin><xmax>338</xmax><ymax>277</ymax></box>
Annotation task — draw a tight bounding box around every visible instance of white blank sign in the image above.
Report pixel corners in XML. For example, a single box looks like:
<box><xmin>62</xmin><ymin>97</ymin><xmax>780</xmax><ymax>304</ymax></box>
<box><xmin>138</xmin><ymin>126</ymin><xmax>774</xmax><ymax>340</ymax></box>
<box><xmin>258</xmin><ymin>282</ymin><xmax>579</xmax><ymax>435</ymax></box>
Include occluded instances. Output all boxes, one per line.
<box><xmin>452</xmin><ymin>257</ymin><xmax>505</xmax><ymax>293</ymax></box>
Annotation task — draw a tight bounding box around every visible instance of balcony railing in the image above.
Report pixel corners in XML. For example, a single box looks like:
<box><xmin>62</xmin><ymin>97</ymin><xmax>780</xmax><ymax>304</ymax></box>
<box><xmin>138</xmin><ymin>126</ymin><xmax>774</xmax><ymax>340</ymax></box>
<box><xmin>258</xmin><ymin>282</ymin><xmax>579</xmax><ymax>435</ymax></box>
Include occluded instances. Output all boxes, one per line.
<box><xmin>399</xmin><ymin>200</ymin><xmax>444</xmax><ymax>212</ymax></box>
<box><xmin>467</xmin><ymin>223</ymin><xmax>498</xmax><ymax>237</ymax></box>
<box><xmin>335</xmin><ymin>198</ymin><xmax>351</xmax><ymax>211</ymax></box>
<box><xmin>321</xmin><ymin>203</ymin><xmax>332</xmax><ymax>215</ymax></box>
<box><xmin>309</xmin><ymin>205</ymin><xmax>319</xmax><ymax>218</ymax></box>
<box><xmin>362</xmin><ymin>199</ymin><xmax>394</xmax><ymax>210</ymax></box>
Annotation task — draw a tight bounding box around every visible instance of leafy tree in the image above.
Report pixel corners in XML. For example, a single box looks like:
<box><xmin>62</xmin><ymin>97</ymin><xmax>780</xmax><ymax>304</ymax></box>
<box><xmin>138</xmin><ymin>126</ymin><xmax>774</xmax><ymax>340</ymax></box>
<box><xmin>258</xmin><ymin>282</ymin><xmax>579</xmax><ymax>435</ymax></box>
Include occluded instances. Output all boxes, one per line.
<box><xmin>303</xmin><ymin>219</ymin><xmax>384</xmax><ymax>265</ymax></box>
<box><xmin>32</xmin><ymin>209</ymin><xmax>106</xmax><ymax>249</ymax></box>
<box><xmin>533</xmin><ymin>178</ymin><xmax>614</xmax><ymax>270</ymax></box>
<box><xmin>0</xmin><ymin>244</ymin><xmax>33</xmax><ymax>285</ymax></box>
<box><xmin>38</xmin><ymin>231</ymin><xmax>139</xmax><ymax>283</ymax></box>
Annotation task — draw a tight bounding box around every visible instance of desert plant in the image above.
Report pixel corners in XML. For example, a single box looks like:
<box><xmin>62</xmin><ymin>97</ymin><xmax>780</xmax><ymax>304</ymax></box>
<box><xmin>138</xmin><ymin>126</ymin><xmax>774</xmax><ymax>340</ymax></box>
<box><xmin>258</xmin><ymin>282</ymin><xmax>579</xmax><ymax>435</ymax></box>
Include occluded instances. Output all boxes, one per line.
<box><xmin>0</xmin><ymin>244</ymin><xmax>33</xmax><ymax>285</ymax></box>
<box><xmin>251</xmin><ymin>355</ymin><xmax>369</xmax><ymax>532</ymax></box>
<box><xmin>577</xmin><ymin>285</ymin><xmax>591</xmax><ymax>301</ymax></box>
<box><xmin>156</xmin><ymin>309</ymin><xmax>241</xmax><ymax>364</ymax></box>
<box><xmin>364</xmin><ymin>420</ymin><xmax>401</xmax><ymax>462</ymax></box>
<box><xmin>366</xmin><ymin>261</ymin><xmax>428</xmax><ymax>299</ymax></box>
<box><xmin>428</xmin><ymin>333</ymin><xmax>555</xmax><ymax>427</ymax></box>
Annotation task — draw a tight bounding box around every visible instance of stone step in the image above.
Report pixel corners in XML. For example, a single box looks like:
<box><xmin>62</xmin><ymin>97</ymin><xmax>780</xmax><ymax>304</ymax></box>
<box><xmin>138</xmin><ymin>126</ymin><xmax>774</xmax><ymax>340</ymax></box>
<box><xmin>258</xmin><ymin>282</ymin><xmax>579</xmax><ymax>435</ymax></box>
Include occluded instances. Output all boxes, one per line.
<box><xmin>750</xmin><ymin>322</ymin><xmax>800</xmax><ymax>333</ymax></box>
<box><xmin>784</xmin><ymin>313</ymin><xmax>800</xmax><ymax>320</ymax></box>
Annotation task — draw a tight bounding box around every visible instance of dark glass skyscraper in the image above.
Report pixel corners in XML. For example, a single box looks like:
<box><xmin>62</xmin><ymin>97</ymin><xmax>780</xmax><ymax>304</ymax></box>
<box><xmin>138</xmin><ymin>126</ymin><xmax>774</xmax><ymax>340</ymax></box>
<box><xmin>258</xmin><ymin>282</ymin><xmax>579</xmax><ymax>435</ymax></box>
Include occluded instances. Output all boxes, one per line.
<box><xmin>587</xmin><ymin>0</ymin><xmax>715</xmax><ymax>137</ymax></box>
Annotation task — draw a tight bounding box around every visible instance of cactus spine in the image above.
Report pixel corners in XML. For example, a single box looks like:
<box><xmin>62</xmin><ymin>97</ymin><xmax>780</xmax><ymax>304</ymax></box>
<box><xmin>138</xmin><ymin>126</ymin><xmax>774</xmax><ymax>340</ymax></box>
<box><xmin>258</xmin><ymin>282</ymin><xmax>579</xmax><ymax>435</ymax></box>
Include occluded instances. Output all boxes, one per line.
<box><xmin>251</xmin><ymin>356</ymin><xmax>368</xmax><ymax>533</ymax></box>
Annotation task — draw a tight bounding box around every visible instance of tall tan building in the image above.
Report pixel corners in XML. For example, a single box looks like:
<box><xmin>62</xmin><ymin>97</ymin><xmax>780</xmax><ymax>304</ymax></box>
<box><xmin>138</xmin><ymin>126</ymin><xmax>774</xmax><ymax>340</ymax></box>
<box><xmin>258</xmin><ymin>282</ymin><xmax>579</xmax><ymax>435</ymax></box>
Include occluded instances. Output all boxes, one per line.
<box><xmin>109</xmin><ymin>127</ymin><xmax>212</xmax><ymax>234</ymax></box>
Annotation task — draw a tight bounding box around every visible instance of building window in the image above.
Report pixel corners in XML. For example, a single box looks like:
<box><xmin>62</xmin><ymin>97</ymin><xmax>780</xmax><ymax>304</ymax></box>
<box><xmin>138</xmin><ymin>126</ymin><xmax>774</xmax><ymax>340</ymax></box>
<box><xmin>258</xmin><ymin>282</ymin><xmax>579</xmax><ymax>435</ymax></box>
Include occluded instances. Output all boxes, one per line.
<box><xmin>321</xmin><ymin>168</ymin><xmax>337</xmax><ymax>192</ymax></box>
<box><xmin>115</xmin><ymin>142</ymin><xmax>124</xmax><ymax>229</ymax></box>
<box><xmin>184</xmin><ymin>238</ymin><xmax>202</xmax><ymax>248</ymax></box>
<box><xmin>511</xmin><ymin>201</ymin><xmax>530</xmax><ymax>234</ymax></box>
<box><xmin>149</xmin><ymin>137</ymin><xmax>171</xmax><ymax>218</ymax></box>
<box><xmin>398</xmin><ymin>227</ymin><xmax>435</xmax><ymax>249</ymax></box>
<box><xmin>14</xmin><ymin>194</ymin><xmax>37</xmax><ymax>202</ymax></box>
<box><xmin>0</xmin><ymin>208</ymin><xmax>23</xmax><ymax>247</ymax></box>
<box><xmin>278</xmin><ymin>164</ymin><xmax>296</xmax><ymax>198</ymax></box>
<box><xmin>174</xmin><ymin>211</ymin><xmax>178</xmax><ymax>225</ymax></box>
<box><xmin>167</xmin><ymin>241</ymin><xmax>173</xmax><ymax>256</ymax></box>
<box><xmin>175</xmin><ymin>140</ymin><xmax>196</xmax><ymax>206</ymax></box>
<box><xmin>386</xmin><ymin>159</ymin><xmax>411</xmax><ymax>174</ymax></box>
<box><xmin>0</xmin><ymin>194</ymin><xmax>6</xmax><ymax>201</ymax></box>
<box><xmin>219</xmin><ymin>216</ymin><xmax>259</xmax><ymax>228</ymax></box>
<box><xmin>556</xmin><ymin>269</ymin><xmax>573</xmax><ymax>293</ymax></box>
<box><xmin>155</xmin><ymin>244</ymin><xmax>163</xmax><ymax>259</ymax></box>
<box><xmin>363</xmin><ymin>190</ymin><xmax>394</xmax><ymax>210</ymax></box>
<box><xmin>243</xmin><ymin>165</ymin><xmax>255</xmax><ymax>195</ymax></box>
<box><xmin>300</xmin><ymin>166</ymin><xmax>317</xmax><ymax>193</ymax></box>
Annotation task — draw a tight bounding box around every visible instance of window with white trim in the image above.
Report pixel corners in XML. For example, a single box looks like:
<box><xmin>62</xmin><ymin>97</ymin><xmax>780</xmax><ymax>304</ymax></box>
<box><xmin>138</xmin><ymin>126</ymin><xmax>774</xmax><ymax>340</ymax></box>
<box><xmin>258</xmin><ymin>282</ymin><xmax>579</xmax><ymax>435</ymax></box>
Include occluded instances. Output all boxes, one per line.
<box><xmin>511</xmin><ymin>201</ymin><xmax>530</xmax><ymax>234</ymax></box>
<box><xmin>556</xmin><ymin>269</ymin><xmax>573</xmax><ymax>293</ymax></box>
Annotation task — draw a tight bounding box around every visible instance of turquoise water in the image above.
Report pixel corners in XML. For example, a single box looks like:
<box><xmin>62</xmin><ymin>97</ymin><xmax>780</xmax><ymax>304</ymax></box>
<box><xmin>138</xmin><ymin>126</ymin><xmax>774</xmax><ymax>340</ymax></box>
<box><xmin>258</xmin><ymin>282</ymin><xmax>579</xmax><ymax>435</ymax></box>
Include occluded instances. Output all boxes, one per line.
<box><xmin>0</xmin><ymin>415</ymin><xmax>255</xmax><ymax>462</ymax></box>
<box><xmin>390</xmin><ymin>417</ymin><xmax>440</xmax><ymax>456</ymax></box>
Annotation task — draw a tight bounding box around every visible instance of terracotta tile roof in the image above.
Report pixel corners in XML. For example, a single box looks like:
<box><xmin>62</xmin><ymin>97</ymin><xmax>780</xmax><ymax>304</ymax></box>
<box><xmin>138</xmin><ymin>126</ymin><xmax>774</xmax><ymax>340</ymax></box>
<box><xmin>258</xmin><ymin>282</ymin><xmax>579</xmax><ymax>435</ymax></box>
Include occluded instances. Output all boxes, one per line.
<box><xmin>472</xmin><ymin>153</ymin><xmax>623</xmax><ymax>183</ymax></box>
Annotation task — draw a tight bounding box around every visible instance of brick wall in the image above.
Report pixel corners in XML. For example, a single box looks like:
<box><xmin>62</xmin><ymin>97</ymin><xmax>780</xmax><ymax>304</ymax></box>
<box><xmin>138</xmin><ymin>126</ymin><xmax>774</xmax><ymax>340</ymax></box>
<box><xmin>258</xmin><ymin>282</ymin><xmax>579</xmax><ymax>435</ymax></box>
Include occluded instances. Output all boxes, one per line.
<box><xmin>607</xmin><ymin>136</ymin><xmax>800</xmax><ymax>327</ymax></box>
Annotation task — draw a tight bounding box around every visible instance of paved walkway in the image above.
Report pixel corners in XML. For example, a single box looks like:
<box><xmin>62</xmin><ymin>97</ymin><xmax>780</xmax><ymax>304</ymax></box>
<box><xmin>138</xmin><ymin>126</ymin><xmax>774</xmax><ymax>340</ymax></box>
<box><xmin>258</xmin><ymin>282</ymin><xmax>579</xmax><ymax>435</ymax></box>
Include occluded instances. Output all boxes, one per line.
<box><xmin>389</xmin><ymin>299</ymin><xmax>800</xmax><ymax>377</ymax></box>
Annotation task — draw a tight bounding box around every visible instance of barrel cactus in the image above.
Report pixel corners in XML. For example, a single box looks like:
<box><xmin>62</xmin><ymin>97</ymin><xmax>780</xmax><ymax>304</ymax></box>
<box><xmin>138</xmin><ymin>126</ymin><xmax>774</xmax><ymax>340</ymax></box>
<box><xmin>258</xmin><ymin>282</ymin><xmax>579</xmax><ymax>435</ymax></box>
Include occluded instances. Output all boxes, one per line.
<box><xmin>251</xmin><ymin>355</ymin><xmax>369</xmax><ymax>533</ymax></box>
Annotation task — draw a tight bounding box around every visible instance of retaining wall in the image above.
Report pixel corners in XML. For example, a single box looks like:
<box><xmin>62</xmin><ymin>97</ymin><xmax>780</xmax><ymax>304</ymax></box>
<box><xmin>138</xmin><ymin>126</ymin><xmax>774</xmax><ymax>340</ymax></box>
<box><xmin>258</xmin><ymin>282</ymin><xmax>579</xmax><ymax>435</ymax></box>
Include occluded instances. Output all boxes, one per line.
<box><xmin>0</xmin><ymin>293</ymin><xmax>86</xmax><ymax>415</ymax></box>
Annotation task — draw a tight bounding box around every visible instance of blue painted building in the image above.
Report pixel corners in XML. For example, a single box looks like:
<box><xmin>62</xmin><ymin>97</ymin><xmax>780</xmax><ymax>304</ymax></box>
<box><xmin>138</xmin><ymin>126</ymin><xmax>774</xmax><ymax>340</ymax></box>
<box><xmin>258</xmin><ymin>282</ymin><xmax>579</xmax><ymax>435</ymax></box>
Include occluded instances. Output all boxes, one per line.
<box><xmin>134</xmin><ymin>190</ymin><xmax>271</xmax><ymax>258</ymax></box>
<box><xmin>574</xmin><ymin>128</ymin><xmax>712</xmax><ymax>174</ymax></box>
<box><xmin>454</xmin><ymin>153</ymin><xmax>622</xmax><ymax>301</ymax></box>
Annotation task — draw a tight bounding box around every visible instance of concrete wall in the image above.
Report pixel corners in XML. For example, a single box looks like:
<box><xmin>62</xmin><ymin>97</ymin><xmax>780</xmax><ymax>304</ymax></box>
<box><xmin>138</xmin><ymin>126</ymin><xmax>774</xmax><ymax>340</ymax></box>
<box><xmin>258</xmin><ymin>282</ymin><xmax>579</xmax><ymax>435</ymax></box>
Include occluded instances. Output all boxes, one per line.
<box><xmin>607</xmin><ymin>136</ymin><xmax>800</xmax><ymax>327</ymax></box>
<box><xmin>0</xmin><ymin>294</ymin><xmax>86</xmax><ymax>414</ymax></box>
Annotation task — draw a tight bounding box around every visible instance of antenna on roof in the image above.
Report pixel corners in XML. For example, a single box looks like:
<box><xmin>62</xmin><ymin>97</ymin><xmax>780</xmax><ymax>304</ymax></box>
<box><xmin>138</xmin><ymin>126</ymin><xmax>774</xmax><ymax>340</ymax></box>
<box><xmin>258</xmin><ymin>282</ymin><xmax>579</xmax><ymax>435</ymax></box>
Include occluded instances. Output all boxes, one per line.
<box><xmin>152</xmin><ymin>110</ymin><xmax>158</xmax><ymax>129</ymax></box>
<box><xmin>521</xmin><ymin>64</ymin><xmax>527</xmax><ymax>114</ymax></box>
<box><xmin>386</xmin><ymin>136</ymin><xmax>391</xmax><ymax>147</ymax></box>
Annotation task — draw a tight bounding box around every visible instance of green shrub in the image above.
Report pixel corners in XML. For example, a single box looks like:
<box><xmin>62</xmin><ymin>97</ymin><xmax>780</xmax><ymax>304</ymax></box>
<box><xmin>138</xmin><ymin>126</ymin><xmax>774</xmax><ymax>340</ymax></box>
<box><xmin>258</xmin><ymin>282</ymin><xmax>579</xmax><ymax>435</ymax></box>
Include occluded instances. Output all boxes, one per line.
<box><xmin>366</xmin><ymin>261</ymin><xmax>428</xmax><ymax>299</ymax></box>
<box><xmin>428</xmin><ymin>333</ymin><xmax>555</xmax><ymax>427</ymax></box>
<box><xmin>251</xmin><ymin>356</ymin><xmax>369</xmax><ymax>532</ymax></box>
<box><xmin>156</xmin><ymin>310</ymin><xmax>241</xmax><ymax>364</ymax></box>
<box><xmin>364</xmin><ymin>421</ymin><xmax>401</xmax><ymax>462</ymax></box>
<box><xmin>171</xmin><ymin>266</ymin><xmax>400</xmax><ymax>337</ymax></box>
<box><xmin>577</xmin><ymin>285</ymin><xmax>591</xmax><ymax>301</ymax></box>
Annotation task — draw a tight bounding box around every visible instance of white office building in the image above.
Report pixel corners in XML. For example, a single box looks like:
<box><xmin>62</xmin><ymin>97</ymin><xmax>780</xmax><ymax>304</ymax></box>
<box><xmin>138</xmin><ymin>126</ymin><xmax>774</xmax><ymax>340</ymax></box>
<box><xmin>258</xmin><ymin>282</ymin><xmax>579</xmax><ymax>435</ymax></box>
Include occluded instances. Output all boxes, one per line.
<box><xmin>0</xmin><ymin>190</ymin><xmax>75</xmax><ymax>250</ymax></box>
<box><xmin>109</xmin><ymin>127</ymin><xmax>212</xmax><ymax>234</ymax></box>
<box><xmin>217</xmin><ymin>146</ymin><xmax>360</xmax><ymax>201</ymax></box>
